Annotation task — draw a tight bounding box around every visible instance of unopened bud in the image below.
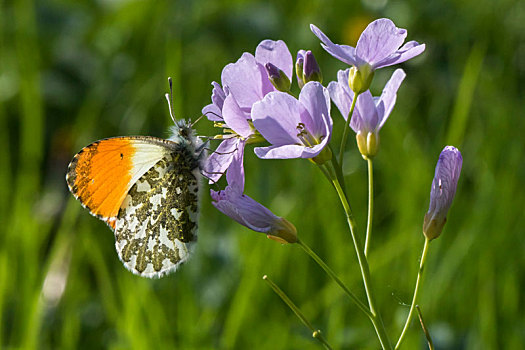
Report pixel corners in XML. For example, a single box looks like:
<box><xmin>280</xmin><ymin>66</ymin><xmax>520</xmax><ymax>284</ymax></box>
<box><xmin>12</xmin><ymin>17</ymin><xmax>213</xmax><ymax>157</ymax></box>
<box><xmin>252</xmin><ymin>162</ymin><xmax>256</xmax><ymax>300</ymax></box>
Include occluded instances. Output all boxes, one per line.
<box><xmin>267</xmin><ymin>217</ymin><xmax>297</xmax><ymax>244</ymax></box>
<box><xmin>423</xmin><ymin>213</ymin><xmax>447</xmax><ymax>241</ymax></box>
<box><xmin>265</xmin><ymin>63</ymin><xmax>291</xmax><ymax>92</ymax></box>
<box><xmin>348</xmin><ymin>64</ymin><xmax>374</xmax><ymax>94</ymax></box>
<box><xmin>303</xmin><ymin>51</ymin><xmax>322</xmax><ymax>84</ymax></box>
<box><xmin>422</xmin><ymin>146</ymin><xmax>463</xmax><ymax>241</ymax></box>
<box><xmin>356</xmin><ymin>131</ymin><xmax>380</xmax><ymax>159</ymax></box>
<box><xmin>295</xmin><ymin>54</ymin><xmax>305</xmax><ymax>89</ymax></box>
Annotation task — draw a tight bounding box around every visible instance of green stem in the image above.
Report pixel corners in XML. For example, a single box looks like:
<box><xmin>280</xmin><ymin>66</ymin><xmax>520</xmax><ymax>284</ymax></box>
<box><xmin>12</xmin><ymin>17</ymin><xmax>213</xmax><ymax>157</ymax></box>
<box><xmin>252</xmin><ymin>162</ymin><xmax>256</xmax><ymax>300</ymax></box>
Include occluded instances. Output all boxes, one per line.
<box><xmin>330</xmin><ymin>175</ymin><xmax>391</xmax><ymax>349</ymax></box>
<box><xmin>297</xmin><ymin>239</ymin><xmax>372</xmax><ymax>319</ymax></box>
<box><xmin>394</xmin><ymin>238</ymin><xmax>431</xmax><ymax>349</ymax></box>
<box><xmin>364</xmin><ymin>157</ymin><xmax>374</xmax><ymax>257</ymax></box>
<box><xmin>329</xmin><ymin>145</ymin><xmax>347</xmax><ymax>197</ymax></box>
<box><xmin>263</xmin><ymin>275</ymin><xmax>333</xmax><ymax>350</ymax></box>
<box><xmin>338</xmin><ymin>92</ymin><xmax>359</xmax><ymax>167</ymax></box>
<box><xmin>317</xmin><ymin>163</ymin><xmax>335</xmax><ymax>188</ymax></box>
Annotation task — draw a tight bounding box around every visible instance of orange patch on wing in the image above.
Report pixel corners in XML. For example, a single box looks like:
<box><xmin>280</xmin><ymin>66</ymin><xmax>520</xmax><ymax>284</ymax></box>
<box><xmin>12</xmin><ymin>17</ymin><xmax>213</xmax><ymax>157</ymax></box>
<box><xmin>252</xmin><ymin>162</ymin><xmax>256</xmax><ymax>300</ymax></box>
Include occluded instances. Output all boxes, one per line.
<box><xmin>67</xmin><ymin>138</ymin><xmax>135</xmax><ymax>219</ymax></box>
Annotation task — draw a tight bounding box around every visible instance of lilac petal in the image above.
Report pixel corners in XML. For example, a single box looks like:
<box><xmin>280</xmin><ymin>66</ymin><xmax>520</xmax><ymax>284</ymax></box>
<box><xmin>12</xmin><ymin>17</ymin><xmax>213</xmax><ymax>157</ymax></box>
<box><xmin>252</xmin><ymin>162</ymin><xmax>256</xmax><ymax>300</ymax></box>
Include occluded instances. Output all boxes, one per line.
<box><xmin>352</xmin><ymin>90</ymin><xmax>379</xmax><ymax>133</ymax></box>
<box><xmin>337</xmin><ymin>68</ymin><xmax>353</xmax><ymax>96</ymax></box>
<box><xmin>233</xmin><ymin>195</ymin><xmax>280</xmax><ymax>232</ymax></box>
<box><xmin>374</xmin><ymin>42</ymin><xmax>426</xmax><ymax>69</ymax></box>
<box><xmin>221</xmin><ymin>53</ymin><xmax>274</xmax><ymax>112</ymax></box>
<box><xmin>328</xmin><ymin>81</ymin><xmax>348</xmax><ymax>119</ymax></box>
<box><xmin>377</xmin><ymin>68</ymin><xmax>406</xmax><ymax>129</ymax></box>
<box><xmin>296</xmin><ymin>49</ymin><xmax>306</xmax><ymax>61</ymax></box>
<box><xmin>211</xmin><ymin>81</ymin><xmax>226</xmax><ymax>109</ymax></box>
<box><xmin>252</xmin><ymin>91</ymin><xmax>304</xmax><ymax>146</ymax></box>
<box><xmin>202</xmin><ymin>81</ymin><xmax>226</xmax><ymax>121</ymax></box>
<box><xmin>222</xmin><ymin>94</ymin><xmax>252</xmax><ymax>138</ymax></box>
<box><xmin>210</xmin><ymin>187</ymin><xmax>247</xmax><ymax>228</ymax></box>
<box><xmin>328</xmin><ymin>69</ymin><xmax>354</xmax><ymax>120</ymax></box>
<box><xmin>210</xmin><ymin>187</ymin><xmax>280</xmax><ymax>233</ymax></box>
<box><xmin>225</xmin><ymin>139</ymin><xmax>245</xmax><ymax>193</ymax></box>
<box><xmin>356</xmin><ymin>18</ymin><xmax>407</xmax><ymax>67</ymax></box>
<box><xmin>255</xmin><ymin>144</ymin><xmax>305</xmax><ymax>159</ymax></box>
<box><xmin>202</xmin><ymin>103</ymin><xmax>222</xmax><ymax>121</ymax></box>
<box><xmin>204</xmin><ymin>138</ymin><xmax>241</xmax><ymax>183</ymax></box>
<box><xmin>255</xmin><ymin>40</ymin><xmax>293</xmax><ymax>81</ymax></box>
<box><xmin>298</xmin><ymin>81</ymin><xmax>332</xmax><ymax>140</ymax></box>
<box><xmin>310</xmin><ymin>24</ymin><xmax>359</xmax><ymax>66</ymax></box>
<box><xmin>254</xmin><ymin>142</ymin><xmax>327</xmax><ymax>159</ymax></box>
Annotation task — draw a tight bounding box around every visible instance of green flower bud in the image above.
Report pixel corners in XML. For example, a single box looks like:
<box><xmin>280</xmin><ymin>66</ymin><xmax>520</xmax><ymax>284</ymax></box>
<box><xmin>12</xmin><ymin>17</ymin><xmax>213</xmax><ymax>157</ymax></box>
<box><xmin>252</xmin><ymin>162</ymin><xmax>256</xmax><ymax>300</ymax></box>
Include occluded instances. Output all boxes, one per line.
<box><xmin>356</xmin><ymin>131</ymin><xmax>380</xmax><ymax>159</ymax></box>
<box><xmin>267</xmin><ymin>217</ymin><xmax>297</xmax><ymax>244</ymax></box>
<box><xmin>265</xmin><ymin>63</ymin><xmax>291</xmax><ymax>92</ymax></box>
<box><xmin>348</xmin><ymin>64</ymin><xmax>374</xmax><ymax>94</ymax></box>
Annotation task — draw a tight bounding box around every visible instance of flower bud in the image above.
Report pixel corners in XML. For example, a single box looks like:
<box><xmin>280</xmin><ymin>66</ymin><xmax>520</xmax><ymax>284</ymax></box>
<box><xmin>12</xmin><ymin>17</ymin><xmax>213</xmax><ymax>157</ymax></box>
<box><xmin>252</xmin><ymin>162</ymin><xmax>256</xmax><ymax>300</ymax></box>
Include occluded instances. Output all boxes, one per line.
<box><xmin>265</xmin><ymin>62</ymin><xmax>291</xmax><ymax>92</ymax></box>
<box><xmin>348</xmin><ymin>64</ymin><xmax>374</xmax><ymax>94</ymax></box>
<box><xmin>356</xmin><ymin>131</ymin><xmax>380</xmax><ymax>159</ymax></box>
<box><xmin>295</xmin><ymin>54</ymin><xmax>305</xmax><ymax>89</ymax></box>
<box><xmin>422</xmin><ymin>146</ymin><xmax>463</xmax><ymax>240</ymax></box>
<box><xmin>267</xmin><ymin>217</ymin><xmax>298</xmax><ymax>244</ymax></box>
<box><xmin>303</xmin><ymin>51</ymin><xmax>322</xmax><ymax>84</ymax></box>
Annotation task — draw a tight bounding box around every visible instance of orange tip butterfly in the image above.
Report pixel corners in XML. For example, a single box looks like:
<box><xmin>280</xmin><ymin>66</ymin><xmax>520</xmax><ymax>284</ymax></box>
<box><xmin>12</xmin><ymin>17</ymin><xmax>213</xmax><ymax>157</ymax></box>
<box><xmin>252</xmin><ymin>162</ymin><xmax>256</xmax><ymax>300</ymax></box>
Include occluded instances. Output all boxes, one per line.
<box><xmin>66</xmin><ymin>80</ymin><xmax>204</xmax><ymax>278</ymax></box>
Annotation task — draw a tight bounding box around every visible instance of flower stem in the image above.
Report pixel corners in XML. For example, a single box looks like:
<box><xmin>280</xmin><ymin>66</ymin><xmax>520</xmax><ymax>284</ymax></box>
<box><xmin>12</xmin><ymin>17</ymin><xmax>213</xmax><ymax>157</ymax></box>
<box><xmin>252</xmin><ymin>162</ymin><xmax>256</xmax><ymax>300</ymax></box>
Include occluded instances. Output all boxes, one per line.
<box><xmin>364</xmin><ymin>157</ymin><xmax>374</xmax><ymax>257</ymax></box>
<box><xmin>329</xmin><ymin>174</ymin><xmax>392</xmax><ymax>349</ymax></box>
<box><xmin>296</xmin><ymin>239</ymin><xmax>372</xmax><ymax>319</ymax></box>
<box><xmin>328</xmin><ymin>145</ymin><xmax>347</xmax><ymax>197</ymax></box>
<box><xmin>263</xmin><ymin>275</ymin><xmax>333</xmax><ymax>350</ymax></box>
<box><xmin>394</xmin><ymin>238</ymin><xmax>431</xmax><ymax>349</ymax></box>
<box><xmin>338</xmin><ymin>92</ymin><xmax>359</xmax><ymax>167</ymax></box>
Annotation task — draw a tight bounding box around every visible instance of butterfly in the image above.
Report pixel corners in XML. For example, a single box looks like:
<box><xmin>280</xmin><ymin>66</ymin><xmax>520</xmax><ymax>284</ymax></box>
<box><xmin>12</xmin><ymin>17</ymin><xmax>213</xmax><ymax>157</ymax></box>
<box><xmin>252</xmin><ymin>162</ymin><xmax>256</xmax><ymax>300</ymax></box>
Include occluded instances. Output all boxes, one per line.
<box><xmin>66</xmin><ymin>85</ymin><xmax>204</xmax><ymax>278</ymax></box>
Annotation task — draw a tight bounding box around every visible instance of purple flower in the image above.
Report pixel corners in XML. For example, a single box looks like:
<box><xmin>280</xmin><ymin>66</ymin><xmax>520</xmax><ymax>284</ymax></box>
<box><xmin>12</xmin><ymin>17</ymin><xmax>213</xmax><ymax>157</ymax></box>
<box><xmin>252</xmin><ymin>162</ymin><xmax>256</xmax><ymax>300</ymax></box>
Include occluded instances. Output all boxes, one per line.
<box><xmin>203</xmin><ymin>39</ymin><xmax>293</xmax><ymax>119</ymax></box>
<box><xmin>311</xmin><ymin>19</ymin><xmax>425</xmax><ymax>71</ymax></box>
<box><xmin>202</xmin><ymin>40</ymin><xmax>293</xmax><ymax>182</ymax></box>
<box><xmin>210</xmin><ymin>149</ymin><xmax>297</xmax><ymax>244</ymax></box>
<box><xmin>251</xmin><ymin>81</ymin><xmax>332</xmax><ymax>161</ymax></box>
<box><xmin>329</xmin><ymin>68</ymin><xmax>405</xmax><ymax>157</ymax></box>
<box><xmin>202</xmin><ymin>82</ymin><xmax>227</xmax><ymax>121</ymax></box>
<box><xmin>311</xmin><ymin>19</ymin><xmax>424</xmax><ymax>93</ymax></box>
<box><xmin>423</xmin><ymin>146</ymin><xmax>463</xmax><ymax>240</ymax></box>
<box><xmin>203</xmin><ymin>93</ymin><xmax>253</xmax><ymax>183</ymax></box>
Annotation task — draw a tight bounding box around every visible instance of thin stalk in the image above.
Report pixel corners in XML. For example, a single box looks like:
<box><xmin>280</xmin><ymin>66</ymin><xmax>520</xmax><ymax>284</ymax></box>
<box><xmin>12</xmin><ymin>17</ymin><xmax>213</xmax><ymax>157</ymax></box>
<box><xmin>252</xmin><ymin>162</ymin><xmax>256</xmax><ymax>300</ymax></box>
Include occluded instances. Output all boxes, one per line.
<box><xmin>263</xmin><ymin>275</ymin><xmax>333</xmax><ymax>350</ymax></box>
<box><xmin>331</xmin><ymin>176</ymin><xmax>392</xmax><ymax>349</ymax></box>
<box><xmin>296</xmin><ymin>239</ymin><xmax>372</xmax><ymax>319</ymax></box>
<box><xmin>328</xmin><ymin>145</ymin><xmax>347</xmax><ymax>197</ymax></box>
<box><xmin>338</xmin><ymin>93</ymin><xmax>359</xmax><ymax>167</ymax></box>
<box><xmin>364</xmin><ymin>157</ymin><xmax>374</xmax><ymax>257</ymax></box>
<box><xmin>416</xmin><ymin>306</ymin><xmax>435</xmax><ymax>350</ymax></box>
<box><xmin>394</xmin><ymin>238</ymin><xmax>431</xmax><ymax>349</ymax></box>
<box><xmin>317</xmin><ymin>163</ymin><xmax>335</xmax><ymax>189</ymax></box>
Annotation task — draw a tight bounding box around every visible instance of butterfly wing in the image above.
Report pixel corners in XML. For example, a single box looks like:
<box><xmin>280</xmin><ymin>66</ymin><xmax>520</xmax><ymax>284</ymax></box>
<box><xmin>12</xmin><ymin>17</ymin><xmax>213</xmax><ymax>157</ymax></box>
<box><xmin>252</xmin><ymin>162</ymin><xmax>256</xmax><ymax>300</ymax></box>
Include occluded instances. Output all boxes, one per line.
<box><xmin>66</xmin><ymin>136</ymin><xmax>200</xmax><ymax>277</ymax></box>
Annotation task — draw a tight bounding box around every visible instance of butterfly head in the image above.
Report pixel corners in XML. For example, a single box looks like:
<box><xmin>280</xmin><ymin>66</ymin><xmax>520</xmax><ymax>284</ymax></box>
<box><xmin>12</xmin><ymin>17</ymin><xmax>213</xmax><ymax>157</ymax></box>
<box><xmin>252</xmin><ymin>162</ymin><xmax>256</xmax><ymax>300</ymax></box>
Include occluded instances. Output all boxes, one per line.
<box><xmin>169</xmin><ymin>119</ymin><xmax>198</xmax><ymax>147</ymax></box>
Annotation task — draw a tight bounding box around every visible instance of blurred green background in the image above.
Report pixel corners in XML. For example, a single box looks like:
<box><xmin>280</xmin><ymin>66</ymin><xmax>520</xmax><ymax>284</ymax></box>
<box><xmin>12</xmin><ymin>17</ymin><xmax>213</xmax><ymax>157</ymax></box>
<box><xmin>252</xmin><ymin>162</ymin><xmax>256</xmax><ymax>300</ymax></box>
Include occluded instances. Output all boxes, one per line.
<box><xmin>1</xmin><ymin>0</ymin><xmax>524</xmax><ymax>348</ymax></box>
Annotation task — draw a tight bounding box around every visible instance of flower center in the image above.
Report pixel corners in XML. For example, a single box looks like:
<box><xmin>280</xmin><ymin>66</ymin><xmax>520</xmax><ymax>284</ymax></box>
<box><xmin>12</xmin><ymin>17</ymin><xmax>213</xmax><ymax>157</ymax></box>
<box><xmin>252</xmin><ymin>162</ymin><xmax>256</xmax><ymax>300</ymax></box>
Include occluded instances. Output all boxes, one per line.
<box><xmin>296</xmin><ymin>123</ymin><xmax>322</xmax><ymax>148</ymax></box>
<box><xmin>212</xmin><ymin>121</ymin><xmax>265</xmax><ymax>144</ymax></box>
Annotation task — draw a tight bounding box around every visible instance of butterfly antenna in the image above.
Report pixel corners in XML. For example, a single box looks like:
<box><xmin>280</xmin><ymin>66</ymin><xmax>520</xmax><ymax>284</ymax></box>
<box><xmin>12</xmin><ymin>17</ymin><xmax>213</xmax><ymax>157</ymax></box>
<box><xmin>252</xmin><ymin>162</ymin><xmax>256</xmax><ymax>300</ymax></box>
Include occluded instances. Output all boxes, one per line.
<box><xmin>165</xmin><ymin>77</ymin><xmax>177</xmax><ymax>124</ymax></box>
<box><xmin>191</xmin><ymin>114</ymin><xmax>205</xmax><ymax>128</ymax></box>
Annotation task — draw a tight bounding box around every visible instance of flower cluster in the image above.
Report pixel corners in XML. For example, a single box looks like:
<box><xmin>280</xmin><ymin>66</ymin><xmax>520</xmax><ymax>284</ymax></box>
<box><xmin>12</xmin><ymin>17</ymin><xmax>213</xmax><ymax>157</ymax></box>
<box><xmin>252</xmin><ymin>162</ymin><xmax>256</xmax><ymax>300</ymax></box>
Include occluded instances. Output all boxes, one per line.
<box><xmin>197</xmin><ymin>18</ymin><xmax>463</xmax><ymax>348</ymax></box>
<box><xmin>202</xmin><ymin>39</ymin><xmax>329</xmax><ymax>243</ymax></box>
<box><xmin>202</xmin><ymin>18</ymin><xmax>460</xmax><ymax>245</ymax></box>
